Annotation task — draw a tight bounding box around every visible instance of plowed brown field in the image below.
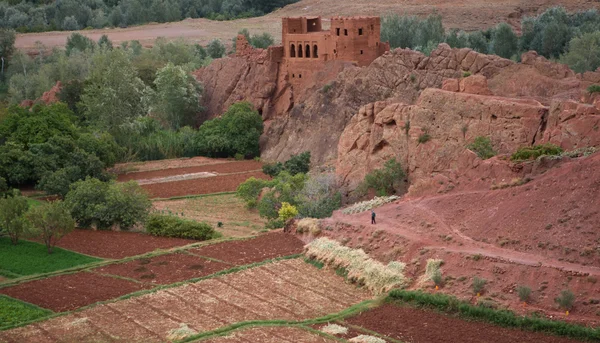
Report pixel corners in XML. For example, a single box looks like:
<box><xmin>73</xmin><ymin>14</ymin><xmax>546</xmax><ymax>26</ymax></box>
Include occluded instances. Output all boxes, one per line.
<box><xmin>0</xmin><ymin>259</ymin><xmax>371</xmax><ymax>343</ymax></box>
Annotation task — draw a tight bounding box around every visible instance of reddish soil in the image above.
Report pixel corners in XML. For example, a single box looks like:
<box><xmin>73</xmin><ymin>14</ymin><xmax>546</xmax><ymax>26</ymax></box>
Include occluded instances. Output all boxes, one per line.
<box><xmin>344</xmin><ymin>304</ymin><xmax>583</xmax><ymax>343</ymax></box>
<box><xmin>56</xmin><ymin>229</ymin><xmax>195</xmax><ymax>259</ymax></box>
<box><xmin>192</xmin><ymin>232</ymin><xmax>305</xmax><ymax>265</ymax></box>
<box><xmin>0</xmin><ymin>272</ymin><xmax>150</xmax><ymax>312</ymax></box>
<box><xmin>94</xmin><ymin>253</ymin><xmax>230</xmax><ymax>284</ymax></box>
<box><xmin>117</xmin><ymin>160</ymin><xmax>263</xmax><ymax>181</ymax></box>
<box><xmin>142</xmin><ymin>170</ymin><xmax>269</xmax><ymax>198</ymax></box>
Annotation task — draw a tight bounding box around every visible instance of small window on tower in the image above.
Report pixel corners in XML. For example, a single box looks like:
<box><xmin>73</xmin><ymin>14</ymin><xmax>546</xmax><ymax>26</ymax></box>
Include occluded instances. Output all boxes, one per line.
<box><xmin>299</xmin><ymin>74</ymin><xmax>302</xmax><ymax>78</ymax></box>
<box><xmin>358</xmin><ymin>28</ymin><xmax>363</xmax><ymax>35</ymax></box>
<box><xmin>292</xmin><ymin>74</ymin><xmax>295</xmax><ymax>78</ymax></box>
<box><xmin>336</xmin><ymin>28</ymin><xmax>340</xmax><ymax>36</ymax></box>
<box><xmin>360</xmin><ymin>50</ymin><xmax>363</xmax><ymax>54</ymax></box>
<box><xmin>344</xmin><ymin>29</ymin><xmax>348</xmax><ymax>36</ymax></box>
<box><xmin>371</xmin><ymin>24</ymin><xmax>374</xmax><ymax>30</ymax></box>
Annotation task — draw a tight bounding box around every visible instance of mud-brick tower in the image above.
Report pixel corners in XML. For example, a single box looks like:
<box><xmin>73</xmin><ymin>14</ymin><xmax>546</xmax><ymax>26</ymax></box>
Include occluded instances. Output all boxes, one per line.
<box><xmin>282</xmin><ymin>16</ymin><xmax>389</xmax><ymax>87</ymax></box>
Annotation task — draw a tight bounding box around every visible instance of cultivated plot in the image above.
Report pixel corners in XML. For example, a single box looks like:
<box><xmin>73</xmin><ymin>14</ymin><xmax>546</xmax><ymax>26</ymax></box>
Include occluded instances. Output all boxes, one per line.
<box><xmin>0</xmin><ymin>259</ymin><xmax>371</xmax><ymax>343</ymax></box>
<box><xmin>197</xmin><ymin>326</ymin><xmax>338</xmax><ymax>343</ymax></box>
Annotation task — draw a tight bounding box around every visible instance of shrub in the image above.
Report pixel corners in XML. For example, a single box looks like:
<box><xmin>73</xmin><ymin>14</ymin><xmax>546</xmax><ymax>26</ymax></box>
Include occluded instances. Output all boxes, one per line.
<box><xmin>418</xmin><ymin>133</ymin><xmax>431</xmax><ymax>144</ymax></box>
<box><xmin>588</xmin><ymin>84</ymin><xmax>600</xmax><ymax>94</ymax></box>
<box><xmin>296</xmin><ymin>173</ymin><xmax>342</xmax><ymax>219</ymax></box>
<box><xmin>265</xmin><ymin>218</ymin><xmax>284</xmax><ymax>230</ymax></box>
<box><xmin>555</xmin><ymin>289</ymin><xmax>575</xmax><ymax>310</ymax></box>
<box><xmin>65</xmin><ymin>178</ymin><xmax>151</xmax><ymax>230</ymax></box>
<box><xmin>359</xmin><ymin>158</ymin><xmax>406</xmax><ymax>196</ymax></box>
<box><xmin>518</xmin><ymin>285</ymin><xmax>532</xmax><ymax>302</ymax></box>
<box><xmin>146</xmin><ymin>214</ymin><xmax>218</xmax><ymax>240</ymax></box>
<box><xmin>278</xmin><ymin>202</ymin><xmax>298</xmax><ymax>221</ymax></box>
<box><xmin>283</xmin><ymin>151</ymin><xmax>311</xmax><ymax>176</ymax></box>
<box><xmin>236</xmin><ymin>176</ymin><xmax>272</xmax><ymax>208</ymax></box>
<box><xmin>560</xmin><ymin>32</ymin><xmax>600</xmax><ymax>73</ymax></box>
<box><xmin>207</xmin><ymin>39</ymin><xmax>226</xmax><ymax>58</ymax></box>
<box><xmin>0</xmin><ymin>190</ymin><xmax>30</xmax><ymax>245</ymax></box>
<box><xmin>431</xmin><ymin>270</ymin><xmax>443</xmax><ymax>287</ymax></box>
<box><xmin>490</xmin><ymin>23</ymin><xmax>518</xmax><ymax>59</ymax></box>
<box><xmin>27</xmin><ymin>201</ymin><xmax>76</xmax><ymax>254</ymax></box>
<box><xmin>472</xmin><ymin>276</ymin><xmax>487</xmax><ymax>294</ymax></box>
<box><xmin>196</xmin><ymin>102</ymin><xmax>263</xmax><ymax>158</ymax></box>
<box><xmin>462</xmin><ymin>71</ymin><xmax>472</xmax><ymax>78</ymax></box>
<box><xmin>467</xmin><ymin>136</ymin><xmax>496</xmax><ymax>159</ymax></box>
<box><xmin>511</xmin><ymin>143</ymin><xmax>563</xmax><ymax>161</ymax></box>
<box><xmin>262</xmin><ymin>162</ymin><xmax>284</xmax><ymax>177</ymax></box>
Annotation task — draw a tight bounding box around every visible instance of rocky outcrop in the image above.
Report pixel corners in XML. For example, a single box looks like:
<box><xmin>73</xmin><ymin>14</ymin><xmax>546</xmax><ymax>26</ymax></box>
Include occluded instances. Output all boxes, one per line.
<box><xmin>336</xmin><ymin>88</ymin><xmax>549</xmax><ymax>191</ymax></box>
<box><xmin>19</xmin><ymin>81</ymin><xmax>62</xmax><ymax>108</ymax></box>
<box><xmin>540</xmin><ymin>100</ymin><xmax>600</xmax><ymax>150</ymax></box>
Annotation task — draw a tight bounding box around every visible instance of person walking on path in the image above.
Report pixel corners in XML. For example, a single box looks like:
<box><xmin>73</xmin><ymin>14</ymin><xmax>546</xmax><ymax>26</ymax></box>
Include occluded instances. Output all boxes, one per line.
<box><xmin>371</xmin><ymin>209</ymin><xmax>376</xmax><ymax>224</ymax></box>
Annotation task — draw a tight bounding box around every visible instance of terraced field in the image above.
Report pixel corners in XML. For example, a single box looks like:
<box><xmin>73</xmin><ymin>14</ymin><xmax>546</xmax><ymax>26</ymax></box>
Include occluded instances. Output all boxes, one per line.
<box><xmin>0</xmin><ymin>259</ymin><xmax>370</xmax><ymax>343</ymax></box>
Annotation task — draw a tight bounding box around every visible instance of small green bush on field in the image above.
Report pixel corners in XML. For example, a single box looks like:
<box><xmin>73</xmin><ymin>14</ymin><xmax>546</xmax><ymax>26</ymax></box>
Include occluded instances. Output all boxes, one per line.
<box><xmin>511</xmin><ymin>143</ymin><xmax>563</xmax><ymax>161</ymax></box>
<box><xmin>517</xmin><ymin>285</ymin><xmax>532</xmax><ymax>302</ymax></box>
<box><xmin>467</xmin><ymin>136</ymin><xmax>496</xmax><ymax>159</ymax></box>
<box><xmin>555</xmin><ymin>289</ymin><xmax>576</xmax><ymax>310</ymax></box>
<box><xmin>0</xmin><ymin>295</ymin><xmax>53</xmax><ymax>328</ymax></box>
<box><xmin>388</xmin><ymin>290</ymin><xmax>600</xmax><ymax>341</ymax></box>
<box><xmin>588</xmin><ymin>85</ymin><xmax>600</xmax><ymax>94</ymax></box>
<box><xmin>146</xmin><ymin>214</ymin><xmax>219</xmax><ymax>241</ymax></box>
<box><xmin>472</xmin><ymin>276</ymin><xmax>487</xmax><ymax>294</ymax></box>
<box><xmin>418</xmin><ymin>132</ymin><xmax>431</xmax><ymax>144</ymax></box>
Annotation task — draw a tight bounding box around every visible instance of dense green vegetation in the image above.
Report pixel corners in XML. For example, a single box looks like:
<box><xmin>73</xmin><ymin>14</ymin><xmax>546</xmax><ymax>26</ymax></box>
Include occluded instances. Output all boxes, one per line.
<box><xmin>357</xmin><ymin>158</ymin><xmax>406</xmax><ymax>196</ymax></box>
<box><xmin>0</xmin><ymin>295</ymin><xmax>52</xmax><ymax>328</ymax></box>
<box><xmin>238</xmin><ymin>153</ymin><xmax>341</xmax><ymax>227</ymax></box>
<box><xmin>0</xmin><ymin>0</ymin><xmax>298</xmax><ymax>32</ymax></box>
<box><xmin>0</xmin><ymin>237</ymin><xmax>101</xmax><ymax>277</ymax></box>
<box><xmin>382</xmin><ymin>7</ymin><xmax>600</xmax><ymax>72</ymax></box>
<box><xmin>467</xmin><ymin>136</ymin><xmax>496</xmax><ymax>160</ymax></box>
<box><xmin>387</xmin><ymin>290</ymin><xmax>600</xmax><ymax>341</ymax></box>
<box><xmin>511</xmin><ymin>143</ymin><xmax>563</xmax><ymax>161</ymax></box>
<box><xmin>146</xmin><ymin>213</ymin><xmax>220</xmax><ymax>240</ymax></box>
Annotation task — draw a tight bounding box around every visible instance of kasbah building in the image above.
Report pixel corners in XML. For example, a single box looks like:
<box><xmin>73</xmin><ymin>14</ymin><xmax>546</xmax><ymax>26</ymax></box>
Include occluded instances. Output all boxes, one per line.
<box><xmin>236</xmin><ymin>16</ymin><xmax>390</xmax><ymax>89</ymax></box>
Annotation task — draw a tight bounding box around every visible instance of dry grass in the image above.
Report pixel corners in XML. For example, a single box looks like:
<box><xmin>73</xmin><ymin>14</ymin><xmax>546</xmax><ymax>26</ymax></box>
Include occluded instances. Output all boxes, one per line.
<box><xmin>349</xmin><ymin>335</ymin><xmax>386</xmax><ymax>343</ymax></box>
<box><xmin>296</xmin><ymin>218</ymin><xmax>321</xmax><ymax>236</ymax></box>
<box><xmin>152</xmin><ymin>194</ymin><xmax>266</xmax><ymax>237</ymax></box>
<box><xmin>320</xmin><ymin>323</ymin><xmax>349</xmax><ymax>335</ymax></box>
<box><xmin>304</xmin><ymin>237</ymin><xmax>407</xmax><ymax>294</ymax></box>
<box><xmin>167</xmin><ymin>323</ymin><xmax>197</xmax><ymax>341</ymax></box>
<box><xmin>418</xmin><ymin>258</ymin><xmax>443</xmax><ymax>287</ymax></box>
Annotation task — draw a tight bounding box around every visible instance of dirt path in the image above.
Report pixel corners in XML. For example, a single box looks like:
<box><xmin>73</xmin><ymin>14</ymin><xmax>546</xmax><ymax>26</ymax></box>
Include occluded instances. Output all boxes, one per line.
<box><xmin>328</xmin><ymin>190</ymin><xmax>600</xmax><ymax>276</ymax></box>
<box><xmin>15</xmin><ymin>0</ymin><xmax>599</xmax><ymax>52</ymax></box>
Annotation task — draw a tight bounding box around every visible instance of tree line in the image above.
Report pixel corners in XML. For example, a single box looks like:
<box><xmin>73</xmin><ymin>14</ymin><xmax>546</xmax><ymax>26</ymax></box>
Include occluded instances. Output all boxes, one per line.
<box><xmin>382</xmin><ymin>7</ymin><xmax>600</xmax><ymax>73</ymax></box>
<box><xmin>0</xmin><ymin>0</ymin><xmax>298</xmax><ymax>32</ymax></box>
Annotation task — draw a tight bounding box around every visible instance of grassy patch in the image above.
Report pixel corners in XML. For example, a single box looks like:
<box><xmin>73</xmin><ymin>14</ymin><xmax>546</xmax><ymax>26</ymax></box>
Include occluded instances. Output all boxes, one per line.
<box><xmin>511</xmin><ymin>144</ymin><xmax>563</xmax><ymax>161</ymax></box>
<box><xmin>0</xmin><ymin>295</ymin><xmax>53</xmax><ymax>328</ymax></box>
<box><xmin>388</xmin><ymin>289</ymin><xmax>600</xmax><ymax>341</ymax></box>
<box><xmin>0</xmin><ymin>237</ymin><xmax>102</xmax><ymax>278</ymax></box>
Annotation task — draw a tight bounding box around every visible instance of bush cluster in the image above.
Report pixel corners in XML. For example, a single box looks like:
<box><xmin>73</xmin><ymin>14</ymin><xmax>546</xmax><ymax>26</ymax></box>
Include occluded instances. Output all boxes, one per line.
<box><xmin>146</xmin><ymin>213</ymin><xmax>219</xmax><ymax>240</ymax></box>
<box><xmin>357</xmin><ymin>158</ymin><xmax>406</xmax><ymax>196</ymax></box>
<box><xmin>467</xmin><ymin>136</ymin><xmax>496</xmax><ymax>160</ymax></box>
<box><xmin>511</xmin><ymin>143</ymin><xmax>563</xmax><ymax>161</ymax></box>
<box><xmin>262</xmin><ymin>151</ymin><xmax>311</xmax><ymax>177</ymax></box>
<box><xmin>65</xmin><ymin>178</ymin><xmax>151</xmax><ymax>230</ymax></box>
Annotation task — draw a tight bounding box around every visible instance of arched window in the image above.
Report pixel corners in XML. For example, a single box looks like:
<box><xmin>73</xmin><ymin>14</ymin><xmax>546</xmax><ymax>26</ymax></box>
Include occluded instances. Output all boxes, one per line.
<box><xmin>313</xmin><ymin>45</ymin><xmax>318</xmax><ymax>58</ymax></box>
<box><xmin>305</xmin><ymin>44</ymin><xmax>310</xmax><ymax>58</ymax></box>
<box><xmin>298</xmin><ymin>44</ymin><xmax>303</xmax><ymax>58</ymax></box>
<box><xmin>290</xmin><ymin>44</ymin><xmax>296</xmax><ymax>58</ymax></box>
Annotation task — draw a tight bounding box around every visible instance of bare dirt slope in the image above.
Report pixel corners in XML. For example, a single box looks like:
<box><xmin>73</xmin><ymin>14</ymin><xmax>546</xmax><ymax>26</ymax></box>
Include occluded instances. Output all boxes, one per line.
<box><xmin>14</xmin><ymin>0</ymin><xmax>600</xmax><ymax>51</ymax></box>
<box><xmin>317</xmin><ymin>153</ymin><xmax>600</xmax><ymax>323</ymax></box>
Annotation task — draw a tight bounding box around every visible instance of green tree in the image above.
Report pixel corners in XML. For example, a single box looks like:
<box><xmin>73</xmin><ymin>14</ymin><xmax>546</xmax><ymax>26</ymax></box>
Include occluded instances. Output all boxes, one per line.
<box><xmin>381</xmin><ymin>14</ymin><xmax>419</xmax><ymax>49</ymax></box>
<box><xmin>27</xmin><ymin>201</ymin><xmax>75</xmax><ymax>254</ymax></box>
<box><xmin>0</xmin><ymin>29</ymin><xmax>16</xmax><ymax>76</ymax></box>
<box><xmin>467</xmin><ymin>136</ymin><xmax>496</xmax><ymax>159</ymax></box>
<box><xmin>416</xmin><ymin>14</ymin><xmax>445</xmax><ymax>51</ymax></box>
<box><xmin>467</xmin><ymin>31</ymin><xmax>489</xmax><ymax>54</ymax></box>
<box><xmin>152</xmin><ymin>62</ymin><xmax>202</xmax><ymax>129</ymax></box>
<box><xmin>65</xmin><ymin>33</ymin><xmax>96</xmax><ymax>56</ymax></box>
<box><xmin>207</xmin><ymin>39</ymin><xmax>226</xmax><ymax>58</ymax></box>
<box><xmin>98</xmin><ymin>34</ymin><xmax>113</xmax><ymax>50</ymax></box>
<box><xmin>446</xmin><ymin>29</ymin><xmax>469</xmax><ymax>48</ymax></box>
<box><xmin>283</xmin><ymin>151</ymin><xmax>311</xmax><ymax>175</ymax></box>
<box><xmin>360</xmin><ymin>158</ymin><xmax>406</xmax><ymax>196</ymax></box>
<box><xmin>250</xmin><ymin>32</ymin><xmax>274</xmax><ymax>48</ymax></box>
<box><xmin>296</xmin><ymin>173</ymin><xmax>341</xmax><ymax>218</ymax></box>
<box><xmin>65</xmin><ymin>178</ymin><xmax>151</xmax><ymax>230</ymax></box>
<box><xmin>560</xmin><ymin>31</ymin><xmax>600</xmax><ymax>73</ymax></box>
<box><xmin>196</xmin><ymin>102</ymin><xmax>263</xmax><ymax>157</ymax></box>
<box><xmin>490</xmin><ymin>23</ymin><xmax>518</xmax><ymax>59</ymax></box>
<box><xmin>0</xmin><ymin>190</ymin><xmax>30</xmax><ymax>245</ymax></box>
<box><xmin>80</xmin><ymin>49</ymin><xmax>148</xmax><ymax>132</ymax></box>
